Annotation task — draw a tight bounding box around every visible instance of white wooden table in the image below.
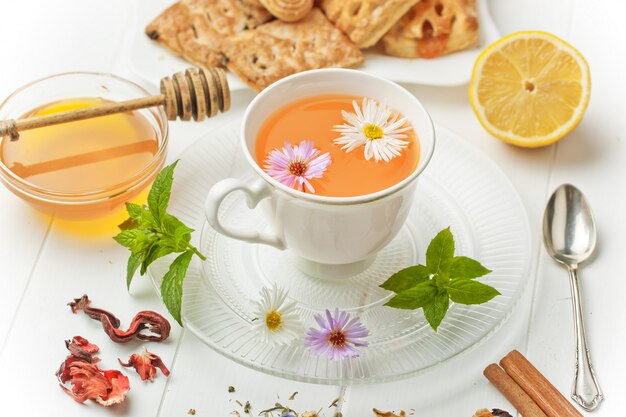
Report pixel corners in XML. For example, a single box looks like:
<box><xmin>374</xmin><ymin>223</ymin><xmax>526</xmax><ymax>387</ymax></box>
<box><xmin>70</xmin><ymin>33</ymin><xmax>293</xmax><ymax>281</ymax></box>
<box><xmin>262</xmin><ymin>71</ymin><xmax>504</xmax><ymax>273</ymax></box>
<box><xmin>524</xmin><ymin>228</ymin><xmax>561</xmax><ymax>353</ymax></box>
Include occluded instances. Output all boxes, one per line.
<box><xmin>0</xmin><ymin>1</ymin><xmax>624</xmax><ymax>415</ymax></box>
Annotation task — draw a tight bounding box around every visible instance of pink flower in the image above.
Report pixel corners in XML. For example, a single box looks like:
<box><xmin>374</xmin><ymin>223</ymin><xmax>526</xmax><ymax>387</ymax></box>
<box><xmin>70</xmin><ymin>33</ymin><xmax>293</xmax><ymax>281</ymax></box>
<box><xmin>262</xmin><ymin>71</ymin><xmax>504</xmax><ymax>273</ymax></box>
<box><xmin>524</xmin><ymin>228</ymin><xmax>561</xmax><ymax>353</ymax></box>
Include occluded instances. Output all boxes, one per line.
<box><xmin>263</xmin><ymin>140</ymin><xmax>331</xmax><ymax>193</ymax></box>
<box><xmin>305</xmin><ymin>308</ymin><xmax>369</xmax><ymax>360</ymax></box>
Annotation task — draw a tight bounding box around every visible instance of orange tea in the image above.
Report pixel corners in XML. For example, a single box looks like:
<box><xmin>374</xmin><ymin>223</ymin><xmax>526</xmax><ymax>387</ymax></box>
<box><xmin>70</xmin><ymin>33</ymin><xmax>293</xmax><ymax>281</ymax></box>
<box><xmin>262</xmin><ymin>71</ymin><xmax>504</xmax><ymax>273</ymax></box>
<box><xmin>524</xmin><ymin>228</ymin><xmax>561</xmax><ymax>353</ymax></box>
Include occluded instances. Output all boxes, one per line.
<box><xmin>255</xmin><ymin>94</ymin><xmax>419</xmax><ymax>197</ymax></box>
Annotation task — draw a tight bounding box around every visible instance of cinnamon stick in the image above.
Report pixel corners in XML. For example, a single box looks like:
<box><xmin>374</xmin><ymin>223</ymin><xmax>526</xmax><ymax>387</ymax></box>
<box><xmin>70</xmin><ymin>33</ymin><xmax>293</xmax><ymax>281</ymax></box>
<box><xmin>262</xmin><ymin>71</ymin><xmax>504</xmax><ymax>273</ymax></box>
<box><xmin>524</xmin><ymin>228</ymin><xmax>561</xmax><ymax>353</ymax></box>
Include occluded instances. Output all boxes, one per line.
<box><xmin>500</xmin><ymin>350</ymin><xmax>583</xmax><ymax>417</ymax></box>
<box><xmin>484</xmin><ymin>364</ymin><xmax>548</xmax><ymax>417</ymax></box>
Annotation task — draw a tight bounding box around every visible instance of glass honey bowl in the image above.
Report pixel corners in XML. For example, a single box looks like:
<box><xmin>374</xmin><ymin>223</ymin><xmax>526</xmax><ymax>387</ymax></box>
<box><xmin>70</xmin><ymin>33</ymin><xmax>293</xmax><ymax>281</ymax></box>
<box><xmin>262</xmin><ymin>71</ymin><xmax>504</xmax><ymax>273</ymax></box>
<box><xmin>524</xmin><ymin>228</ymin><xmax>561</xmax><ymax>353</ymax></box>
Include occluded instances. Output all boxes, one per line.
<box><xmin>0</xmin><ymin>72</ymin><xmax>168</xmax><ymax>220</ymax></box>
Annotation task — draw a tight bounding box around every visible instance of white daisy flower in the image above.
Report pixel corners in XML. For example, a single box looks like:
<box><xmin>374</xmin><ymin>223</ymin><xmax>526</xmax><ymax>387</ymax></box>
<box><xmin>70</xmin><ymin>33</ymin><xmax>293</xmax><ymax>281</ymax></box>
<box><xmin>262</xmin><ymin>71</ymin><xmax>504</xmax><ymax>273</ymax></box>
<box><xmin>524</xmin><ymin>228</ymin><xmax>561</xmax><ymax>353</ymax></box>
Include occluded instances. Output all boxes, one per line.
<box><xmin>333</xmin><ymin>98</ymin><xmax>411</xmax><ymax>162</ymax></box>
<box><xmin>252</xmin><ymin>284</ymin><xmax>302</xmax><ymax>347</ymax></box>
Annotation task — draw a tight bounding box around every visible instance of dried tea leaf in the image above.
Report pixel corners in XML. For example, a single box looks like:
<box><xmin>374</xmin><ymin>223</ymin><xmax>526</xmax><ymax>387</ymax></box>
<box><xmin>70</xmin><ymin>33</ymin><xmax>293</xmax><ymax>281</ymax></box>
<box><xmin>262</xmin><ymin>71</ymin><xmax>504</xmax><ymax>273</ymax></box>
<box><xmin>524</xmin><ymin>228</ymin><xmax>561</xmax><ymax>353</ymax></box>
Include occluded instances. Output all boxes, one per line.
<box><xmin>373</xmin><ymin>409</ymin><xmax>407</xmax><ymax>417</ymax></box>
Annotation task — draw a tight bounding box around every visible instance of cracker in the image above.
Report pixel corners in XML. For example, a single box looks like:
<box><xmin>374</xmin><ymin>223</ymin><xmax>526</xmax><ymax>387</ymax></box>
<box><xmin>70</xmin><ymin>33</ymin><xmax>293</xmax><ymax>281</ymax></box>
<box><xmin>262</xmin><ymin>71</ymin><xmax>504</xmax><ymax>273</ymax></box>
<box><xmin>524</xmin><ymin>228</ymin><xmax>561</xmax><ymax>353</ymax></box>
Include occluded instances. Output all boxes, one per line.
<box><xmin>220</xmin><ymin>8</ymin><xmax>364</xmax><ymax>91</ymax></box>
<box><xmin>382</xmin><ymin>0</ymin><xmax>479</xmax><ymax>59</ymax></box>
<box><xmin>145</xmin><ymin>2</ymin><xmax>193</xmax><ymax>56</ymax></box>
<box><xmin>145</xmin><ymin>0</ymin><xmax>273</xmax><ymax>69</ymax></box>
<box><xmin>319</xmin><ymin>0</ymin><xmax>420</xmax><ymax>48</ymax></box>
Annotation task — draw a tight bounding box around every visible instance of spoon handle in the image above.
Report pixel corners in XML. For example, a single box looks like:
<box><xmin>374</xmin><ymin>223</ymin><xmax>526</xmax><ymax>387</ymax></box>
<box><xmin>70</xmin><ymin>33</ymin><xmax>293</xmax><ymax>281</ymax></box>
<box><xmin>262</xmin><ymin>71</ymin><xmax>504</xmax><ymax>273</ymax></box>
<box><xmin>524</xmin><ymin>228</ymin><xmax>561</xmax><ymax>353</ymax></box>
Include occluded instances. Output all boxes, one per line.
<box><xmin>567</xmin><ymin>266</ymin><xmax>603</xmax><ymax>411</ymax></box>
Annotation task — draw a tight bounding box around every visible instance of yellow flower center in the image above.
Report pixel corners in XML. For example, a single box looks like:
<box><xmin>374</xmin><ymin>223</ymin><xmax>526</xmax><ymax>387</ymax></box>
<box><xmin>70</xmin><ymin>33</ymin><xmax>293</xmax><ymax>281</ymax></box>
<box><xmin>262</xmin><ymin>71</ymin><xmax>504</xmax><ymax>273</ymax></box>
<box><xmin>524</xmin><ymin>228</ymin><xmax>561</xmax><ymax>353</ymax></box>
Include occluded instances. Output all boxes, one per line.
<box><xmin>363</xmin><ymin>124</ymin><xmax>384</xmax><ymax>140</ymax></box>
<box><xmin>265</xmin><ymin>310</ymin><xmax>283</xmax><ymax>332</ymax></box>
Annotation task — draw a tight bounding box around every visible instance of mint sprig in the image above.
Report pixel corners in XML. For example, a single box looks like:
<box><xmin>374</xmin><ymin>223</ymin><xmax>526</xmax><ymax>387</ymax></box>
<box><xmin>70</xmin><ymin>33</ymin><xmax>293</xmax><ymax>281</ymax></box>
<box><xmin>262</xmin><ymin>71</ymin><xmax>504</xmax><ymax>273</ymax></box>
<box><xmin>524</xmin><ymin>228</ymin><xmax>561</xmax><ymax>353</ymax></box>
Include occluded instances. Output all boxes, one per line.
<box><xmin>114</xmin><ymin>161</ymin><xmax>205</xmax><ymax>326</ymax></box>
<box><xmin>380</xmin><ymin>227</ymin><xmax>499</xmax><ymax>331</ymax></box>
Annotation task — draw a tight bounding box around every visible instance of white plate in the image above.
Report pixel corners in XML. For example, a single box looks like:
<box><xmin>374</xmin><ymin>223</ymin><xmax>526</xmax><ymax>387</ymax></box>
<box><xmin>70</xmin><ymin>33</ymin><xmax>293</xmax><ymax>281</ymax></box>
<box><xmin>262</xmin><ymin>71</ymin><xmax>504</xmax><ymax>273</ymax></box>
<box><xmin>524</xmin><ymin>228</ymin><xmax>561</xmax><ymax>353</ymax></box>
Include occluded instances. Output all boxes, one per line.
<box><xmin>129</xmin><ymin>0</ymin><xmax>499</xmax><ymax>90</ymax></box>
<box><xmin>148</xmin><ymin>121</ymin><xmax>531</xmax><ymax>385</ymax></box>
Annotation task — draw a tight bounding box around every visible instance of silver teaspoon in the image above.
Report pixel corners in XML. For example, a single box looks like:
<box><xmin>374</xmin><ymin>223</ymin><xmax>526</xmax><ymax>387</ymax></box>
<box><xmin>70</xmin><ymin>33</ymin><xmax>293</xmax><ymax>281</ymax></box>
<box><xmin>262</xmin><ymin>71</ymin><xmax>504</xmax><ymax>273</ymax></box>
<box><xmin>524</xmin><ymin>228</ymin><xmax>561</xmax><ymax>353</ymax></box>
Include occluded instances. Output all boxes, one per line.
<box><xmin>543</xmin><ymin>184</ymin><xmax>603</xmax><ymax>411</ymax></box>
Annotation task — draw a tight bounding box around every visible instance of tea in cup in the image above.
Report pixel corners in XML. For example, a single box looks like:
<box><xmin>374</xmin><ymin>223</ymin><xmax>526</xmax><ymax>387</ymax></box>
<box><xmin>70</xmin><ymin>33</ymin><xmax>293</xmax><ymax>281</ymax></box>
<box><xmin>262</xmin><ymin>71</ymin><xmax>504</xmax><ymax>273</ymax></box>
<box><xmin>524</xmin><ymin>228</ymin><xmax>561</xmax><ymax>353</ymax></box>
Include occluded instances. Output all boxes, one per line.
<box><xmin>205</xmin><ymin>69</ymin><xmax>435</xmax><ymax>278</ymax></box>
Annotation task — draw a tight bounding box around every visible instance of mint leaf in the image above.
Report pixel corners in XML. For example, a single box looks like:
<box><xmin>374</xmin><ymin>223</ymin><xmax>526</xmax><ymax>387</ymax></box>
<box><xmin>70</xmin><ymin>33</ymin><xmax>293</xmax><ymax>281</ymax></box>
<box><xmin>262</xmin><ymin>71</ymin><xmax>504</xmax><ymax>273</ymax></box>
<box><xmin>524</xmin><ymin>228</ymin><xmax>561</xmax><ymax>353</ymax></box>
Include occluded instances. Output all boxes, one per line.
<box><xmin>448</xmin><ymin>256</ymin><xmax>491</xmax><ymax>279</ymax></box>
<box><xmin>148</xmin><ymin>160</ymin><xmax>178</xmax><ymax>224</ymax></box>
<box><xmin>426</xmin><ymin>227</ymin><xmax>454</xmax><ymax>273</ymax></box>
<box><xmin>161</xmin><ymin>250</ymin><xmax>194</xmax><ymax>326</ymax></box>
<box><xmin>433</xmin><ymin>271</ymin><xmax>450</xmax><ymax>292</ymax></box>
<box><xmin>162</xmin><ymin>213</ymin><xmax>193</xmax><ymax>250</ymax></box>
<box><xmin>118</xmin><ymin>217</ymin><xmax>138</xmax><ymax>231</ymax></box>
<box><xmin>140</xmin><ymin>241</ymin><xmax>176</xmax><ymax>275</ymax></box>
<box><xmin>113</xmin><ymin>229</ymin><xmax>154</xmax><ymax>254</ymax></box>
<box><xmin>380</xmin><ymin>227</ymin><xmax>496</xmax><ymax>333</ymax></box>
<box><xmin>114</xmin><ymin>163</ymin><xmax>207</xmax><ymax>326</ymax></box>
<box><xmin>384</xmin><ymin>281</ymin><xmax>437</xmax><ymax>310</ymax></box>
<box><xmin>380</xmin><ymin>265</ymin><xmax>430</xmax><ymax>293</ymax></box>
<box><xmin>423</xmin><ymin>291</ymin><xmax>449</xmax><ymax>331</ymax></box>
<box><xmin>126</xmin><ymin>252</ymin><xmax>143</xmax><ymax>289</ymax></box>
<box><xmin>120</xmin><ymin>203</ymin><xmax>155</xmax><ymax>230</ymax></box>
<box><xmin>126</xmin><ymin>202</ymin><xmax>145</xmax><ymax>219</ymax></box>
<box><xmin>448</xmin><ymin>279</ymin><xmax>500</xmax><ymax>305</ymax></box>
<box><xmin>113</xmin><ymin>229</ymin><xmax>139</xmax><ymax>248</ymax></box>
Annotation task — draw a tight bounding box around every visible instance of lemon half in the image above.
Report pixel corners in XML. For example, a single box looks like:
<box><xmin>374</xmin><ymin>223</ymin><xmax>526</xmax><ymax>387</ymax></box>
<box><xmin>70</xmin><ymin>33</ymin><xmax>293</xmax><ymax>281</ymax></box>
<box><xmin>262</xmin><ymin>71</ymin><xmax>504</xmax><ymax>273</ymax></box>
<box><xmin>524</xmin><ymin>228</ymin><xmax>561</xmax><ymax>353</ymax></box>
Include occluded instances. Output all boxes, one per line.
<box><xmin>469</xmin><ymin>31</ymin><xmax>591</xmax><ymax>147</ymax></box>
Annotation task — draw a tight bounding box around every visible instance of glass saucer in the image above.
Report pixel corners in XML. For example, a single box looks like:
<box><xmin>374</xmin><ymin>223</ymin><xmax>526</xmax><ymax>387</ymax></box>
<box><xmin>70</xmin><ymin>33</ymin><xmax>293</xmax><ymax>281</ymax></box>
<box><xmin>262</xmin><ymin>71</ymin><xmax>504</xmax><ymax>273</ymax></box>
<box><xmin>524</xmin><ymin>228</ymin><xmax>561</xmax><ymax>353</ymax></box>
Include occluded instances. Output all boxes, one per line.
<box><xmin>148</xmin><ymin>121</ymin><xmax>531</xmax><ymax>384</ymax></box>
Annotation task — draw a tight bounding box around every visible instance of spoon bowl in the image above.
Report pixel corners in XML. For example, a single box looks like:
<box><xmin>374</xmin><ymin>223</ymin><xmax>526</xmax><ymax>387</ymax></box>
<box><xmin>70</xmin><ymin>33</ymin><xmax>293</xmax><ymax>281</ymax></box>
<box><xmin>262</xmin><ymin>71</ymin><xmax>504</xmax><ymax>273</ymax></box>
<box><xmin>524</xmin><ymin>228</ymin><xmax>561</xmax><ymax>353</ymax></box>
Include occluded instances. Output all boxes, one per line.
<box><xmin>543</xmin><ymin>183</ymin><xmax>597</xmax><ymax>266</ymax></box>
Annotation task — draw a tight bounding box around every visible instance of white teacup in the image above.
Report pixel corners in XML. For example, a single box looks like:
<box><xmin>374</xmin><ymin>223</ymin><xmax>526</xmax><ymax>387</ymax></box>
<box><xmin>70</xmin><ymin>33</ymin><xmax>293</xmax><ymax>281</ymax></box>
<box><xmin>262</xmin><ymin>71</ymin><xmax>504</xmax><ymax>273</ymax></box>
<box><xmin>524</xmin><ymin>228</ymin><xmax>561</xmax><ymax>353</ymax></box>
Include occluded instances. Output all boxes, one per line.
<box><xmin>205</xmin><ymin>69</ymin><xmax>435</xmax><ymax>279</ymax></box>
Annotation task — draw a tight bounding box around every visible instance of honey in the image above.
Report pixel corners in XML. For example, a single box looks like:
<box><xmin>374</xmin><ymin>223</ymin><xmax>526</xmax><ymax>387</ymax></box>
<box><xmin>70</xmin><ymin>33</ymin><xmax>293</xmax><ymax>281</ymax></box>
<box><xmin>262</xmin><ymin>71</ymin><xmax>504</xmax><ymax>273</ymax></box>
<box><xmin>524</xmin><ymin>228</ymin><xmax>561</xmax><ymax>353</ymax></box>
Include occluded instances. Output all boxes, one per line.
<box><xmin>0</xmin><ymin>97</ymin><xmax>161</xmax><ymax>220</ymax></box>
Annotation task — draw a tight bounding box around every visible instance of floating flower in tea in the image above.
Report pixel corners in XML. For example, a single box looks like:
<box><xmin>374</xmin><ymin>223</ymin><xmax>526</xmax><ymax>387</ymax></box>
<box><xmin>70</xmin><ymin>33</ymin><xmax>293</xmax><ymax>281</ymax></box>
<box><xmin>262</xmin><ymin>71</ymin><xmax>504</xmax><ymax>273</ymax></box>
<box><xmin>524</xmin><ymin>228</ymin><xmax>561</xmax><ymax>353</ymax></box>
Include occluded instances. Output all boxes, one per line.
<box><xmin>333</xmin><ymin>98</ymin><xmax>411</xmax><ymax>162</ymax></box>
<box><xmin>252</xmin><ymin>284</ymin><xmax>303</xmax><ymax>347</ymax></box>
<box><xmin>263</xmin><ymin>140</ymin><xmax>331</xmax><ymax>193</ymax></box>
<box><xmin>305</xmin><ymin>308</ymin><xmax>369</xmax><ymax>360</ymax></box>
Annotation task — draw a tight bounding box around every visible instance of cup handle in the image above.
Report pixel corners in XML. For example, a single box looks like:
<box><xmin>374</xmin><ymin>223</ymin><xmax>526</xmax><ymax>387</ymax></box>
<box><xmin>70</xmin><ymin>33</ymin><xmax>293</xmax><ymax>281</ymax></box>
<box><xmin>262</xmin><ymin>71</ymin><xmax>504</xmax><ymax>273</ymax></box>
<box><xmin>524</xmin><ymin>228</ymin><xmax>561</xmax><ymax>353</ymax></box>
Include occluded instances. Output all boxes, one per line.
<box><xmin>205</xmin><ymin>178</ymin><xmax>286</xmax><ymax>250</ymax></box>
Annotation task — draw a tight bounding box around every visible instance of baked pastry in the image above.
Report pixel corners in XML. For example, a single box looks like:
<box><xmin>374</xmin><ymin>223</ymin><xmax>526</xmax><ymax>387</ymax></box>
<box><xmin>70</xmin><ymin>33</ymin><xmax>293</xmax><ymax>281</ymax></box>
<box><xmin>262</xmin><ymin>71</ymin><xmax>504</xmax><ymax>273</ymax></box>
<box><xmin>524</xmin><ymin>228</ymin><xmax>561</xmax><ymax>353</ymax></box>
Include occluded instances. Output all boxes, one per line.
<box><xmin>382</xmin><ymin>0</ymin><xmax>478</xmax><ymax>59</ymax></box>
<box><xmin>259</xmin><ymin>0</ymin><xmax>314</xmax><ymax>22</ymax></box>
<box><xmin>145</xmin><ymin>0</ymin><xmax>273</xmax><ymax>68</ymax></box>
<box><xmin>220</xmin><ymin>8</ymin><xmax>364</xmax><ymax>91</ymax></box>
<box><xmin>319</xmin><ymin>0</ymin><xmax>420</xmax><ymax>48</ymax></box>
<box><xmin>240</xmin><ymin>0</ymin><xmax>263</xmax><ymax>6</ymax></box>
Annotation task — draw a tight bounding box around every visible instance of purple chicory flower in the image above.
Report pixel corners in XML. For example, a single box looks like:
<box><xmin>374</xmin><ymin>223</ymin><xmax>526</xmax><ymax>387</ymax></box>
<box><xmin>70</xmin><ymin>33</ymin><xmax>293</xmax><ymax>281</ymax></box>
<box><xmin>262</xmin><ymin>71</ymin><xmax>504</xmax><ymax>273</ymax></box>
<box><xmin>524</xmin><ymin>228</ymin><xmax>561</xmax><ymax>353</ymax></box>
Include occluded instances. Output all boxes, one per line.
<box><xmin>305</xmin><ymin>308</ymin><xmax>369</xmax><ymax>360</ymax></box>
<box><xmin>263</xmin><ymin>140</ymin><xmax>331</xmax><ymax>193</ymax></box>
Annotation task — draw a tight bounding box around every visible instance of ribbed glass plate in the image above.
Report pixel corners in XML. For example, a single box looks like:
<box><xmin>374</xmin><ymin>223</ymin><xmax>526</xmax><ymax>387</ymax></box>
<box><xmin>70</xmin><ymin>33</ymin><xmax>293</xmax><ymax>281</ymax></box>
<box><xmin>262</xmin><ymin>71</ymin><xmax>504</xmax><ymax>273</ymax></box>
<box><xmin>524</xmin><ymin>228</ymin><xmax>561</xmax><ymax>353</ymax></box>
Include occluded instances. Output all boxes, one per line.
<box><xmin>148</xmin><ymin>121</ymin><xmax>531</xmax><ymax>384</ymax></box>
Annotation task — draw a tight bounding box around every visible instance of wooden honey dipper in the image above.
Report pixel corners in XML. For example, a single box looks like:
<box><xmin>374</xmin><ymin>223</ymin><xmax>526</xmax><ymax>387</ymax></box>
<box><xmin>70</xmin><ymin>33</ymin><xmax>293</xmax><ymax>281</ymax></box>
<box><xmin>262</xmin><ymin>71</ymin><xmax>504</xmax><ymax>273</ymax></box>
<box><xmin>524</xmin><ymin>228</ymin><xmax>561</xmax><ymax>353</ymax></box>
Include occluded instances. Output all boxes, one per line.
<box><xmin>0</xmin><ymin>67</ymin><xmax>230</xmax><ymax>141</ymax></box>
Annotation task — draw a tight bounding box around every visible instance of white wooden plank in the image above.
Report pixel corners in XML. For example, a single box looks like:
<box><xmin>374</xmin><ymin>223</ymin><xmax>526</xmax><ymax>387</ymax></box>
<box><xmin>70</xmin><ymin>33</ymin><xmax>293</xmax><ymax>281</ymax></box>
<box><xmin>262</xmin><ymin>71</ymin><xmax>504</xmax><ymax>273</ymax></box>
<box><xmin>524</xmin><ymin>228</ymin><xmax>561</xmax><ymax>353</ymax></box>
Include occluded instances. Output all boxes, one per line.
<box><xmin>0</xmin><ymin>0</ymin><xmax>130</xmax><ymax>348</ymax></box>
<box><xmin>0</xmin><ymin>225</ymin><xmax>182</xmax><ymax>415</ymax></box>
<box><xmin>342</xmin><ymin>291</ymin><xmax>534</xmax><ymax>417</ymax></box>
<box><xmin>0</xmin><ymin>194</ymin><xmax>51</xmax><ymax>346</ymax></box>
<box><xmin>526</xmin><ymin>1</ymin><xmax>626</xmax><ymax>415</ymax></box>
<box><xmin>0</xmin><ymin>0</ymin><xmax>131</xmax><ymax>99</ymax></box>
<box><xmin>157</xmin><ymin>330</ymin><xmax>342</xmax><ymax>417</ymax></box>
<box><xmin>488</xmin><ymin>0</ymin><xmax>574</xmax><ymax>38</ymax></box>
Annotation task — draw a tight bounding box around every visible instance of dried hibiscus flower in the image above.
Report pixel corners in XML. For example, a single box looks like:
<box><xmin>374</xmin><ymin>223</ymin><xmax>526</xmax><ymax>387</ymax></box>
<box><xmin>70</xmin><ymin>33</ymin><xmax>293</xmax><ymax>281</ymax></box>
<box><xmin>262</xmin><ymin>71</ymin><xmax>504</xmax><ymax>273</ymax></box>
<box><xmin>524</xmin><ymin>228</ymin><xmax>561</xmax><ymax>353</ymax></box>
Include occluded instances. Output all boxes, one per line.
<box><xmin>56</xmin><ymin>336</ymin><xmax>130</xmax><ymax>406</ymax></box>
<box><xmin>119</xmin><ymin>347</ymin><xmax>170</xmax><ymax>382</ymax></box>
<box><xmin>65</xmin><ymin>336</ymin><xmax>100</xmax><ymax>362</ymax></box>
<box><xmin>68</xmin><ymin>295</ymin><xmax>171</xmax><ymax>343</ymax></box>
